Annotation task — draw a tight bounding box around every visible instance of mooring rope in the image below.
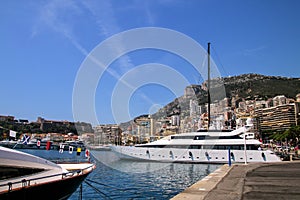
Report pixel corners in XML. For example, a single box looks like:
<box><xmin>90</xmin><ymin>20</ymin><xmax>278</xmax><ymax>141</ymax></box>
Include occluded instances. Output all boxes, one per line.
<box><xmin>83</xmin><ymin>180</ymin><xmax>112</xmax><ymax>200</ymax></box>
<box><xmin>85</xmin><ymin>178</ymin><xmax>125</xmax><ymax>190</ymax></box>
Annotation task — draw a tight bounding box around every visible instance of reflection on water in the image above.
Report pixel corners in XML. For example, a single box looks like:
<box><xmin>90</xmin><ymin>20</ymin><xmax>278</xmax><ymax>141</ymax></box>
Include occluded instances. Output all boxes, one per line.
<box><xmin>69</xmin><ymin>151</ymin><xmax>221</xmax><ymax>200</ymax></box>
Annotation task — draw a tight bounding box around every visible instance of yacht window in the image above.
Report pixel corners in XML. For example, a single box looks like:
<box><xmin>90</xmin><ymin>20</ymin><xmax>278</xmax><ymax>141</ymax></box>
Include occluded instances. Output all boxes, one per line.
<box><xmin>232</xmin><ymin>146</ymin><xmax>240</xmax><ymax>150</ymax></box>
<box><xmin>0</xmin><ymin>166</ymin><xmax>44</xmax><ymax>180</ymax></box>
<box><xmin>203</xmin><ymin>145</ymin><xmax>214</xmax><ymax>149</ymax></box>
<box><xmin>217</xmin><ymin>146</ymin><xmax>226</xmax><ymax>150</ymax></box>
<box><xmin>193</xmin><ymin>135</ymin><xmax>242</xmax><ymax>140</ymax></box>
<box><xmin>194</xmin><ymin>136</ymin><xmax>206</xmax><ymax>140</ymax></box>
<box><xmin>171</xmin><ymin>136</ymin><xmax>195</xmax><ymax>139</ymax></box>
<box><xmin>189</xmin><ymin>145</ymin><xmax>202</xmax><ymax>149</ymax></box>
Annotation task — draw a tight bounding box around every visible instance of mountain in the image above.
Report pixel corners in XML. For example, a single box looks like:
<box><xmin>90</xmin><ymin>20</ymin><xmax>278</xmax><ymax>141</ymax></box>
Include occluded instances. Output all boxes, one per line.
<box><xmin>120</xmin><ymin>74</ymin><xmax>300</xmax><ymax>130</ymax></box>
<box><xmin>222</xmin><ymin>73</ymin><xmax>300</xmax><ymax>100</ymax></box>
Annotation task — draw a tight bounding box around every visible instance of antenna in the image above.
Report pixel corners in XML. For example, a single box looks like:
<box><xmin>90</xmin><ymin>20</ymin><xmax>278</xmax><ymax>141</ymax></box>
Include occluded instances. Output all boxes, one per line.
<box><xmin>207</xmin><ymin>42</ymin><xmax>211</xmax><ymax>129</ymax></box>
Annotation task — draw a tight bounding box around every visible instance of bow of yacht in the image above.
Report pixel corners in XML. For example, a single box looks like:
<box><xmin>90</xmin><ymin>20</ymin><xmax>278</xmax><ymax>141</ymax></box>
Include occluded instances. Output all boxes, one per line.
<box><xmin>0</xmin><ymin>146</ymin><xmax>95</xmax><ymax>200</ymax></box>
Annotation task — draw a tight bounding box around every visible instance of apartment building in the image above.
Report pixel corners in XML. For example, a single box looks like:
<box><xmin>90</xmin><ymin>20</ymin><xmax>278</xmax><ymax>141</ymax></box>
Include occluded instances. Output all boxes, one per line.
<box><xmin>255</xmin><ymin>102</ymin><xmax>300</xmax><ymax>132</ymax></box>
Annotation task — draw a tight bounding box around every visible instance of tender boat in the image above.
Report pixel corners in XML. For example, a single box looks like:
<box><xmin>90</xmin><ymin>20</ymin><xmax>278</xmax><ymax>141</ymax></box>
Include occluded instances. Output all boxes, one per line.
<box><xmin>110</xmin><ymin>123</ymin><xmax>281</xmax><ymax>163</ymax></box>
<box><xmin>0</xmin><ymin>146</ymin><xmax>95</xmax><ymax>200</ymax></box>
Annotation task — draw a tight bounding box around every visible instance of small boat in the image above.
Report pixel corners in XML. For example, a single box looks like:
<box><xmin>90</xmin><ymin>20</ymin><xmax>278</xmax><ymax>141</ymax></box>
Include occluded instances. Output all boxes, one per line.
<box><xmin>0</xmin><ymin>146</ymin><xmax>95</xmax><ymax>200</ymax></box>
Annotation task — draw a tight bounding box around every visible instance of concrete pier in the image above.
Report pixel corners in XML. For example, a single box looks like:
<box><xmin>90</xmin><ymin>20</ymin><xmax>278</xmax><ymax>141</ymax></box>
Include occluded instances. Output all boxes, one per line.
<box><xmin>172</xmin><ymin>161</ymin><xmax>300</xmax><ymax>200</ymax></box>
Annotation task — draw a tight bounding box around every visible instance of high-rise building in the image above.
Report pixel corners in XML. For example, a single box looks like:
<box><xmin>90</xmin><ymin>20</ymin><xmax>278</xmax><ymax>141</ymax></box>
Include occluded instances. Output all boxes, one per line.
<box><xmin>255</xmin><ymin>102</ymin><xmax>300</xmax><ymax>132</ymax></box>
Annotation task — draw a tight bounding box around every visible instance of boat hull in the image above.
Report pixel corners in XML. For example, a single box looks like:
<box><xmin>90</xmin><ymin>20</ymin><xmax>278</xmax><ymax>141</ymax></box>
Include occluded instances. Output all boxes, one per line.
<box><xmin>0</xmin><ymin>172</ymin><xmax>89</xmax><ymax>200</ymax></box>
<box><xmin>111</xmin><ymin>146</ymin><xmax>282</xmax><ymax>163</ymax></box>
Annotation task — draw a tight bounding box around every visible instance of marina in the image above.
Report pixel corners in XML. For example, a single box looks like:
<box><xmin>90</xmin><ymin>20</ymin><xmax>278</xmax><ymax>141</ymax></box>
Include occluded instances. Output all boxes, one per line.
<box><xmin>69</xmin><ymin>150</ymin><xmax>221</xmax><ymax>199</ymax></box>
<box><xmin>1</xmin><ymin>1</ymin><xmax>300</xmax><ymax>199</ymax></box>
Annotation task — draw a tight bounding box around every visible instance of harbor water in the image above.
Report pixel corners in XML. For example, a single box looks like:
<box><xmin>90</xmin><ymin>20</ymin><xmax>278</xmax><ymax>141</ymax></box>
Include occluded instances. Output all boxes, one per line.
<box><xmin>69</xmin><ymin>150</ymin><xmax>221</xmax><ymax>199</ymax></box>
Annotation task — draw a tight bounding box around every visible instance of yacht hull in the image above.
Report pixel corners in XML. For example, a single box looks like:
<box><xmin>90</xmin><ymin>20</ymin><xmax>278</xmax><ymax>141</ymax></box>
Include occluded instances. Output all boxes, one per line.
<box><xmin>0</xmin><ymin>172</ymin><xmax>89</xmax><ymax>200</ymax></box>
<box><xmin>111</xmin><ymin>146</ymin><xmax>282</xmax><ymax>163</ymax></box>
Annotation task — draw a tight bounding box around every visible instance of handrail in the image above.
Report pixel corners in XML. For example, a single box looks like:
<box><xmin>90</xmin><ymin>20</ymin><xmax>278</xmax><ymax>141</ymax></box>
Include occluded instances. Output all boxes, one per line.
<box><xmin>0</xmin><ymin>163</ymin><xmax>94</xmax><ymax>192</ymax></box>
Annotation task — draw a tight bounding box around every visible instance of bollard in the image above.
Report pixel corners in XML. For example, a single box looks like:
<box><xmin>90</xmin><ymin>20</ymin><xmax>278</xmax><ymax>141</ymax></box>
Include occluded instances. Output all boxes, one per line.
<box><xmin>228</xmin><ymin>148</ymin><xmax>231</xmax><ymax>167</ymax></box>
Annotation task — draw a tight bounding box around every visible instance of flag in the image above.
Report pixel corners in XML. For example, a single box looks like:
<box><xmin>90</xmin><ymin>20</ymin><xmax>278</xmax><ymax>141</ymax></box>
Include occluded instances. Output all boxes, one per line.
<box><xmin>22</xmin><ymin>134</ymin><xmax>30</xmax><ymax>145</ymax></box>
<box><xmin>9</xmin><ymin>130</ymin><xmax>17</xmax><ymax>138</ymax></box>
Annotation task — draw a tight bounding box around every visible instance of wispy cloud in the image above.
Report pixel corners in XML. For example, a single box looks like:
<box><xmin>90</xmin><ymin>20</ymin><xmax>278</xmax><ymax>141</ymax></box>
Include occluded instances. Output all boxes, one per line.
<box><xmin>143</xmin><ymin>1</ymin><xmax>156</xmax><ymax>26</ymax></box>
<box><xmin>243</xmin><ymin>45</ymin><xmax>267</xmax><ymax>56</ymax></box>
<box><xmin>32</xmin><ymin>0</ymin><xmax>89</xmax><ymax>56</ymax></box>
<box><xmin>81</xmin><ymin>0</ymin><xmax>137</xmax><ymax>76</ymax></box>
<box><xmin>32</xmin><ymin>0</ymin><xmax>161</xmax><ymax>108</ymax></box>
<box><xmin>32</xmin><ymin>0</ymin><xmax>157</xmax><ymax>75</ymax></box>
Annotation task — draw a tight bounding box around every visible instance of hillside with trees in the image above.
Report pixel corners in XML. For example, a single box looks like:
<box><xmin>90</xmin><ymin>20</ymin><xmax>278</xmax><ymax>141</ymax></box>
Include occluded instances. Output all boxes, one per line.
<box><xmin>120</xmin><ymin>73</ymin><xmax>300</xmax><ymax>130</ymax></box>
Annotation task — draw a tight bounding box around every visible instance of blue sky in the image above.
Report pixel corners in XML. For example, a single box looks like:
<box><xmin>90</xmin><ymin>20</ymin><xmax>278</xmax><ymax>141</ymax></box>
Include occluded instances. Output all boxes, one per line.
<box><xmin>0</xmin><ymin>0</ymin><xmax>300</xmax><ymax>125</ymax></box>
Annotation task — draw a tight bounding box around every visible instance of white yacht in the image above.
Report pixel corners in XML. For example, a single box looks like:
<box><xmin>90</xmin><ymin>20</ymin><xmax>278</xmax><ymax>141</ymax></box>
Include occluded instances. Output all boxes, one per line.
<box><xmin>111</xmin><ymin>43</ymin><xmax>281</xmax><ymax>164</ymax></box>
<box><xmin>110</xmin><ymin>123</ymin><xmax>281</xmax><ymax>163</ymax></box>
<box><xmin>0</xmin><ymin>146</ymin><xmax>95</xmax><ymax>200</ymax></box>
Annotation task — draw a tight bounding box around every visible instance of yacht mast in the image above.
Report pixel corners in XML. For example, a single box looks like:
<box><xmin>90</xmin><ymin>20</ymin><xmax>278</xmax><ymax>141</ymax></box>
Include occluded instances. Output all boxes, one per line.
<box><xmin>207</xmin><ymin>42</ymin><xmax>211</xmax><ymax>129</ymax></box>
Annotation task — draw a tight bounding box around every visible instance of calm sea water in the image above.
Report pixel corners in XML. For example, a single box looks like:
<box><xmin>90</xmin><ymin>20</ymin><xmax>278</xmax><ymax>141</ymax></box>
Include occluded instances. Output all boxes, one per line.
<box><xmin>68</xmin><ymin>151</ymin><xmax>221</xmax><ymax>200</ymax></box>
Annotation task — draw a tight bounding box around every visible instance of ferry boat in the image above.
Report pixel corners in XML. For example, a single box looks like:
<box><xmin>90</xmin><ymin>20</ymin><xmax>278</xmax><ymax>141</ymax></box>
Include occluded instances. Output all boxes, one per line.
<box><xmin>110</xmin><ymin>122</ymin><xmax>281</xmax><ymax>163</ymax></box>
<box><xmin>0</xmin><ymin>146</ymin><xmax>95</xmax><ymax>200</ymax></box>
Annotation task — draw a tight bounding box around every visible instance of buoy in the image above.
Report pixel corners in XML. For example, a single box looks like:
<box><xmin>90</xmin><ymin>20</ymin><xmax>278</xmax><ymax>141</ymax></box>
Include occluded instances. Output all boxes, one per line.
<box><xmin>85</xmin><ymin>149</ymin><xmax>90</xmax><ymax>158</ymax></box>
<box><xmin>59</xmin><ymin>144</ymin><xmax>64</xmax><ymax>153</ymax></box>
<box><xmin>69</xmin><ymin>146</ymin><xmax>74</xmax><ymax>154</ymax></box>
<box><xmin>146</xmin><ymin>150</ymin><xmax>150</xmax><ymax>158</ymax></box>
<box><xmin>77</xmin><ymin>147</ymin><xmax>82</xmax><ymax>156</ymax></box>
<box><xmin>262</xmin><ymin>152</ymin><xmax>266</xmax><ymax>161</ymax></box>
<box><xmin>169</xmin><ymin>151</ymin><xmax>174</xmax><ymax>159</ymax></box>
<box><xmin>46</xmin><ymin>141</ymin><xmax>51</xmax><ymax>150</ymax></box>
<box><xmin>230</xmin><ymin>152</ymin><xmax>235</xmax><ymax>161</ymax></box>
<box><xmin>189</xmin><ymin>151</ymin><xmax>194</xmax><ymax>160</ymax></box>
<box><xmin>37</xmin><ymin>140</ymin><xmax>41</xmax><ymax>148</ymax></box>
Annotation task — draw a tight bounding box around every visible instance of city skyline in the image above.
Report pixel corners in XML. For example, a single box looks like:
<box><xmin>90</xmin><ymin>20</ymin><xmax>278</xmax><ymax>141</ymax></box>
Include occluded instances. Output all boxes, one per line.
<box><xmin>1</xmin><ymin>0</ymin><xmax>300</xmax><ymax>124</ymax></box>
